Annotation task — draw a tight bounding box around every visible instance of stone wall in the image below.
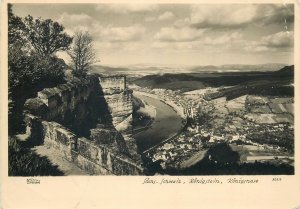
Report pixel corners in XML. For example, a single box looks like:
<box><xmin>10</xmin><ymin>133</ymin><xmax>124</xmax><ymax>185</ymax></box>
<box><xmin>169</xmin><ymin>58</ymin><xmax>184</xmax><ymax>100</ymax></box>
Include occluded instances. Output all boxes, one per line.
<box><xmin>24</xmin><ymin>75</ymin><xmax>134</xmax><ymax>136</ymax></box>
<box><xmin>75</xmin><ymin>137</ymin><xmax>143</xmax><ymax>175</ymax></box>
<box><xmin>23</xmin><ymin>75</ymin><xmax>144</xmax><ymax>175</ymax></box>
<box><xmin>99</xmin><ymin>75</ymin><xmax>126</xmax><ymax>94</ymax></box>
<box><xmin>24</xmin><ymin>76</ymin><xmax>102</xmax><ymax>136</ymax></box>
<box><xmin>24</xmin><ymin>114</ymin><xmax>144</xmax><ymax>175</ymax></box>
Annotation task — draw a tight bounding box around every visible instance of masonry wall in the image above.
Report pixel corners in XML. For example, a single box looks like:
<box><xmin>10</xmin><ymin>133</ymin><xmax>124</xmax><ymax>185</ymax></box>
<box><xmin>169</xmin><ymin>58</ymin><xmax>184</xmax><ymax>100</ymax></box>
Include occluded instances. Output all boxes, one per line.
<box><xmin>24</xmin><ymin>114</ymin><xmax>144</xmax><ymax>175</ymax></box>
<box><xmin>99</xmin><ymin>75</ymin><xmax>126</xmax><ymax>94</ymax></box>
<box><xmin>24</xmin><ymin>75</ymin><xmax>144</xmax><ymax>175</ymax></box>
<box><xmin>24</xmin><ymin>76</ymin><xmax>102</xmax><ymax>136</ymax></box>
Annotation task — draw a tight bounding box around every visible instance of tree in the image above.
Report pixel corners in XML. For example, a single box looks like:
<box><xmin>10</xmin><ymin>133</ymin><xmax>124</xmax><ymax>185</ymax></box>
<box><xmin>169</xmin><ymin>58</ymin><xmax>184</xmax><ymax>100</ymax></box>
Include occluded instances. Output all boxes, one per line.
<box><xmin>8</xmin><ymin>5</ymin><xmax>71</xmax><ymax>134</ymax></box>
<box><xmin>8</xmin><ymin>5</ymin><xmax>34</xmax><ymax>92</ymax></box>
<box><xmin>8</xmin><ymin>4</ymin><xmax>25</xmax><ymax>47</ymax></box>
<box><xmin>68</xmin><ymin>31</ymin><xmax>97</xmax><ymax>77</ymax></box>
<box><xmin>22</xmin><ymin>15</ymin><xmax>72</xmax><ymax>57</ymax></box>
<box><xmin>8</xmin><ymin>11</ymin><xmax>71</xmax><ymax>92</ymax></box>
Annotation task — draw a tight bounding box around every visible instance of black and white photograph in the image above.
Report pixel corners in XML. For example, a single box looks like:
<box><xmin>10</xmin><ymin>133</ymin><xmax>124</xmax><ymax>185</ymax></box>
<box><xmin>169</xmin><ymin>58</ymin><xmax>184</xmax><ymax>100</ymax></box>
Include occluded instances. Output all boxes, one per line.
<box><xmin>7</xmin><ymin>3</ymin><xmax>295</xmax><ymax>176</ymax></box>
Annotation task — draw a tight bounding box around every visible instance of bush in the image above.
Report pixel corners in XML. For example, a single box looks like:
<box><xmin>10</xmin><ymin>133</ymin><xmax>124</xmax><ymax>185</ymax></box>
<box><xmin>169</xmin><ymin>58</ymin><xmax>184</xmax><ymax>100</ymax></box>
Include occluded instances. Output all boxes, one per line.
<box><xmin>8</xmin><ymin>137</ymin><xmax>64</xmax><ymax>176</ymax></box>
<box><xmin>8</xmin><ymin>54</ymin><xmax>67</xmax><ymax>134</ymax></box>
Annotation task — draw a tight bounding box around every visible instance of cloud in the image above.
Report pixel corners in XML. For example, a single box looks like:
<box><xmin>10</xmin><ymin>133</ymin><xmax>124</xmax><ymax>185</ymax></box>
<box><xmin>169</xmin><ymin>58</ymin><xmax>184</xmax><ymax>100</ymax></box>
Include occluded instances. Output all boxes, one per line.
<box><xmin>145</xmin><ymin>16</ymin><xmax>156</xmax><ymax>22</ymax></box>
<box><xmin>173</xmin><ymin>18</ymin><xmax>190</xmax><ymax>28</ymax></box>
<box><xmin>96</xmin><ymin>4</ymin><xmax>158</xmax><ymax>14</ymax></box>
<box><xmin>158</xmin><ymin>11</ymin><xmax>175</xmax><ymax>21</ymax></box>
<box><xmin>261</xmin><ymin>31</ymin><xmax>293</xmax><ymax>48</ymax></box>
<box><xmin>245</xmin><ymin>31</ymin><xmax>293</xmax><ymax>52</ymax></box>
<box><xmin>57</xmin><ymin>12</ymin><xmax>99</xmax><ymax>37</ymax></box>
<box><xmin>257</xmin><ymin>4</ymin><xmax>294</xmax><ymax>25</ymax></box>
<box><xmin>57</xmin><ymin>12</ymin><xmax>94</xmax><ymax>29</ymax></box>
<box><xmin>203</xmin><ymin>32</ymin><xmax>243</xmax><ymax>45</ymax></box>
<box><xmin>97</xmin><ymin>25</ymin><xmax>146</xmax><ymax>42</ymax></box>
<box><xmin>245</xmin><ymin>44</ymin><xmax>270</xmax><ymax>52</ymax></box>
<box><xmin>145</xmin><ymin>11</ymin><xmax>175</xmax><ymax>22</ymax></box>
<box><xmin>57</xmin><ymin>12</ymin><xmax>146</xmax><ymax>43</ymax></box>
<box><xmin>154</xmin><ymin>27</ymin><xmax>205</xmax><ymax>42</ymax></box>
<box><xmin>189</xmin><ymin>4</ymin><xmax>294</xmax><ymax>29</ymax></box>
<box><xmin>190</xmin><ymin>5</ymin><xmax>257</xmax><ymax>28</ymax></box>
<box><xmin>151</xmin><ymin>41</ymin><xmax>199</xmax><ymax>51</ymax></box>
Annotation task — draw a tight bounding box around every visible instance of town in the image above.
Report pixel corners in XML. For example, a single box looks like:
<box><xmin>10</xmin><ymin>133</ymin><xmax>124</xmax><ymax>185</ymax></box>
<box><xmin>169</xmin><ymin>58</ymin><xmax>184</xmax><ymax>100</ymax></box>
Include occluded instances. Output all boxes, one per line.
<box><xmin>130</xmin><ymin>83</ymin><xmax>294</xmax><ymax>173</ymax></box>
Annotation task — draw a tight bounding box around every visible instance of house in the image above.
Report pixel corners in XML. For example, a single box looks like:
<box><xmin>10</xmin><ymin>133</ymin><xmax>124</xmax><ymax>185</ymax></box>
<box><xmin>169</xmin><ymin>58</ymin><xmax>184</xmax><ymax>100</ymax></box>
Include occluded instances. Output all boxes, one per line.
<box><xmin>162</xmin><ymin>143</ymin><xmax>174</xmax><ymax>150</ymax></box>
<box><xmin>153</xmin><ymin>153</ymin><xmax>167</xmax><ymax>161</ymax></box>
<box><xmin>232</xmin><ymin>135</ymin><xmax>240</xmax><ymax>141</ymax></box>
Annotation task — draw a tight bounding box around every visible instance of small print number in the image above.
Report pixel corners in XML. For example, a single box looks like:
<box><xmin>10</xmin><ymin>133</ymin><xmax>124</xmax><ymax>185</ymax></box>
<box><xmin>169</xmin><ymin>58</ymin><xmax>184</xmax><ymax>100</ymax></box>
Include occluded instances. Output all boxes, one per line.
<box><xmin>272</xmin><ymin>178</ymin><xmax>282</xmax><ymax>181</ymax></box>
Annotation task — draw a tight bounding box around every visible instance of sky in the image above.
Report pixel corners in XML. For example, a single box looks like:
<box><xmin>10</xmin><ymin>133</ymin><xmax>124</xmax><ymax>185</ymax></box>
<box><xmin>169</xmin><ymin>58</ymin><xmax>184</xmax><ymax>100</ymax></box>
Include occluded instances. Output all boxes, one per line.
<box><xmin>12</xmin><ymin>4</ymin><xmax>294</xmax><ymax>66</ymax></box>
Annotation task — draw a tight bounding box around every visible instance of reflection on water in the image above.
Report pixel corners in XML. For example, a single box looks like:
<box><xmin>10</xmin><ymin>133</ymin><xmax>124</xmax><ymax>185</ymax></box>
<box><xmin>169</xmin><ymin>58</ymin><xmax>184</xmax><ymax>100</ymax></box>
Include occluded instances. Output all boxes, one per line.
<box><xmin>133</xmin><ymin>95</ymin><xmax>183</xmax><ymax>153</ymax></box>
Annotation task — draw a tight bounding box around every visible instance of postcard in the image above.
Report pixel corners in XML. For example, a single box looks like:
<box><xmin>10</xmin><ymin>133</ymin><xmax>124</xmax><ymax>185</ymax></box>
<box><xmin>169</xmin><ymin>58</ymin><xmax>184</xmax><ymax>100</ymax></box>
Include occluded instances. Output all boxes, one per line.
<box><xmin>1</xmin><ymin>0</ymin><xmax>299</xmax><ymax>208</ymax></box>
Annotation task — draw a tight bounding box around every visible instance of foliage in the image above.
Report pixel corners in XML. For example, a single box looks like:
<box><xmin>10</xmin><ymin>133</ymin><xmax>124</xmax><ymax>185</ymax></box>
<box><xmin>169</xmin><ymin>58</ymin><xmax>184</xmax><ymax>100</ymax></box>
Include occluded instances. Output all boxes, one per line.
<box><xmin>22</xmin><ymin>15</ymin><xmax>72</xmax><ymax>57</ymax></box>
<box><xmin>165</xmin><ymin>161</ymin><xmax>294</xmax><ymax>175</ymax></box>
<box><xmin>8</xmin><ymin>136</ymin><xmax>64</xmax><ymax>176</ymax></box>
<box><xmin>68</xmin><ymin>31</ymin><xmax>97</xmax><ymax>77</ymax></box>
<box><xmin>8</xmin><ymin>4</ymin><xmax>26</xmax><ymax>47</ymax></box>
<box><xmin>8</xmin><ymin>6</ymin><xmax>71</xmax><ymax>91</ymax></box>
<box><xmin>8</xmin><ymin>5</ymin><xmax>71</xmax><ymax>134</ymax></box>
<box><xmin>247</xmin><ymin>129</ymin><xmax>294</xmax><ymax>154</ymax></box>
<box><xmin>206</xmin><ymin>142</ymin><xmax>240</xmax><ymax>164</ymax></box>
<box><xmin>195</xmin><ymin>106</ymin><xmax>212</xmax><ymax>126</ymax></box>
<box><xmin>158</xmin><ymin>142</ymin><xmax>294</xmax><ymax>175</ymax></box>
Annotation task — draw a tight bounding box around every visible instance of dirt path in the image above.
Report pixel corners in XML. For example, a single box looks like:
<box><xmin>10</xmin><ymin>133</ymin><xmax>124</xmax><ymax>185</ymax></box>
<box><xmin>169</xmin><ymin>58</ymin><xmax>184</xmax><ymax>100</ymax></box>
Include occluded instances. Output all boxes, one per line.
<box><xmin>32</xmin><ymin>145</ymin><xmax>89</xmax><ymax>176</ymax></box>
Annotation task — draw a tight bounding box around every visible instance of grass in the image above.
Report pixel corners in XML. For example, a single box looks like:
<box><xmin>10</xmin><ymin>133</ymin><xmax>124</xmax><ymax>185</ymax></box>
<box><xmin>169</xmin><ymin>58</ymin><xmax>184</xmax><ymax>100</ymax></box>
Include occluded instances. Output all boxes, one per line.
<box><xmin>8</xmin><ymin>136</ymin><xmax>64</xmax><ymax>176</ymax></box>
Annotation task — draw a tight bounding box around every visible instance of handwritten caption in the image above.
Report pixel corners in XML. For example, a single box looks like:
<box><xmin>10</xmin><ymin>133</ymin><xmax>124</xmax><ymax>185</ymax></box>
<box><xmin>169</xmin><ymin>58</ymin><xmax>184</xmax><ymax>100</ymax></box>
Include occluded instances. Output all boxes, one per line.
<box><xmin>25</xmin><ymin>177</ymin><xmax>281</xmax><ymax>185</ymax></box>
<box><xmin>142</xmin><ymin>177</ymin><xmax>261</xmax><ymax>185</ymax></box>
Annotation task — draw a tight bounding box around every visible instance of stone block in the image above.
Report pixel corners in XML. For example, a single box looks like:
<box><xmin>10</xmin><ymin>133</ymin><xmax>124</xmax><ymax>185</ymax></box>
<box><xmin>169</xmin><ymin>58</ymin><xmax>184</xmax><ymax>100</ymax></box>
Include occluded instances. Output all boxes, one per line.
<box><xmin>24</xmin><ymin>98</ymin><xmax>48</xmax><ymax>117</ymax></box>
<box><xmin>90</xmin><ymin>128</ymin><xmax>118</xmax><ymax>144</ymax></box>
<box><xmin>77</xmin><ymin>137</ymin><xmax>93</xmax><ymax>160</ymax></box>
<box><xmin>90</xmin><ymin>145</ymin><xmax>99</xmax><ymax>162</ymax></box>
<box><xmin>24</xmin><ymin>113</ymin><xmax>44</xmax><ymax>145</ymax></box>
<box><xmin>98</xmin><ymin>146</ymin><xmax>112</xmax><ymax>169</ymax></box>
<box><xmin>44</xmin><ymin>138</ymin><xmax>73</xmax><ymax>161</ymax></box>
<box><xmin>54</xmin><ymin>127</ymin><xmax>76</xmax><ymax>146</ymax></box>
<box><xmin>74</xmin><ymin>154</ymin><xmax>113</xmax><ymax>175</ymax></box>
<box><xmin>56</xmin><ymin>84</ymin><xmax>72</xmax><ymax>103</ymax></box>
<box><xmin>41</xmin><ymin>121</ymin><xmax>76</xmax><ymax>150</ymax></box>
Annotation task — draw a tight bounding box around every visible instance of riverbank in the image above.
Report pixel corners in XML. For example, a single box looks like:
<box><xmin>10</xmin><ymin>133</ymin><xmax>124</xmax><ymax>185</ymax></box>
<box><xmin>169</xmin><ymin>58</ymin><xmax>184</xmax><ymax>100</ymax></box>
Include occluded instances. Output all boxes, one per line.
<box><xmin>133</xmin><ymin>91</ymin><xmax>186</xmax><ymax>119</ymax></box>
<box><xmin>133</xmin><ymin>92</ymin><xmax>184</xmax><ymax>153</ymax></box>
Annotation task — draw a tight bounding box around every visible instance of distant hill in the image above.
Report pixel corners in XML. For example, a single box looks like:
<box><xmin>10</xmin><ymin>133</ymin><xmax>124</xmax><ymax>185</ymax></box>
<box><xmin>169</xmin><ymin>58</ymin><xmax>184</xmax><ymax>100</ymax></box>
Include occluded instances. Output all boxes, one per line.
<box><xmin>275</xmin><ymin>65</ymin><xmax>294</xmax><ymax>76</ymax></box>
<box><xmin>133</xmin><ymin>65</ymin><xmax>294</xmax><ymax>93</ymax></box>
<box><xmin>190</xmin><ymin>63</ymin><xmax>287</xmax><ymax>72</ymax></box>
<box><xmin>90</xmin><ymin>63</ymin><xmax>289</xmax><ymax>76</ymax></box>
<box><xmin>90</xmin><ymin>65</ymin><xmax>131</xmax><ymax>74</ymax></box>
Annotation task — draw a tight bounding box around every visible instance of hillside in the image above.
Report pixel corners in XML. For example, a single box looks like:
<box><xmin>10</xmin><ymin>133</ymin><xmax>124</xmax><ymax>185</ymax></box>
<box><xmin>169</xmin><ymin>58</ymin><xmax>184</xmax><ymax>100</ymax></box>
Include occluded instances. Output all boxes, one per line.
<box><xmin>89</xmin><ymin>63</ymin><xmax>288</xmax><ymax>76</ymax></box>
<box><xmin>132</xmin><ymin>65</ymin><xmax>294</xmax><ymax>95</ymax></box>
<box><xmin>190</xmin><ymin>63</ymin><xmax>287</xmax><ymax>72</ymax></box>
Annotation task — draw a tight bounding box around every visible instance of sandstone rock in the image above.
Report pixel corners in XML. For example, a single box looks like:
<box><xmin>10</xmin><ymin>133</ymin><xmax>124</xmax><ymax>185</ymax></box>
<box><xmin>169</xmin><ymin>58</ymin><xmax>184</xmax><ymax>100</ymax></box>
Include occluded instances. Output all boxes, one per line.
<box><xmin>24</xmin><ymin>98</ymin><xmax>48</xmax><ymax>116</ymax></box>
<box><xmin>90</xmin><ymin>128</ymin><xmax>117</xmax><ymax>144</ymax></box>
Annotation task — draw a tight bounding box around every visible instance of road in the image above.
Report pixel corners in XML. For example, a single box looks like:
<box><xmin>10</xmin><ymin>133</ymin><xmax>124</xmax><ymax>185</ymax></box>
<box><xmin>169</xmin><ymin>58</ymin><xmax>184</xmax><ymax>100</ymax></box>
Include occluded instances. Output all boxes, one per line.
<box><xmin>133</xmin><ymin>93</ymin><xmax>183</xmax><ymax>153</ymax></box>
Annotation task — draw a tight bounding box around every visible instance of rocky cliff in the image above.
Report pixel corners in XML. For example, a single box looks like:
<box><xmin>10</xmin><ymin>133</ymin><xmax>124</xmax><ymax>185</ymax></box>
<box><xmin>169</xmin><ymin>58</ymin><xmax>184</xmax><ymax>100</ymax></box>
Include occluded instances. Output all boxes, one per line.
<box><xmin>99</xmin><ymin>75</ymin><xmax>133</xmax><ymax>135</ymax></box>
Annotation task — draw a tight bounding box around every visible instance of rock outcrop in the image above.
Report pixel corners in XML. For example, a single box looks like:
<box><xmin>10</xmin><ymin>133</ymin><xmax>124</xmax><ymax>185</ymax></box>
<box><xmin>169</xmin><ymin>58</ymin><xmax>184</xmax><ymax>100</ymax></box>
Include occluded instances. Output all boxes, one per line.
<box><xmin>99</xmin><ymin>75</ymin><xmax>133</xmax><ymax>134</ymax></box>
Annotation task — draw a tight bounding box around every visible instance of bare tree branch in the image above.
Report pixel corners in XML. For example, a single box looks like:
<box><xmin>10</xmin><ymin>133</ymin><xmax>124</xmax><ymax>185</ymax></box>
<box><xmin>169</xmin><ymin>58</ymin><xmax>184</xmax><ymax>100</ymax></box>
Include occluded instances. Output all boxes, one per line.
<box><xmin>68</xmin><ymin>31</ymin><xmax>98</xmax><ymax>77</ymax></box>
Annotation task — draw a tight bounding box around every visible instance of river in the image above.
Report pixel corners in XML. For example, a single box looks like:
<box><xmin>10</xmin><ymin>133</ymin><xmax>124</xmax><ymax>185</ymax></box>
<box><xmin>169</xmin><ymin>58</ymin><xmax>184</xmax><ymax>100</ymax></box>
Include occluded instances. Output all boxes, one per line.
<box><xmin>133</xmin><ymin>93</ymin><xmax>183</xmax><ymax>153</ymax></box>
